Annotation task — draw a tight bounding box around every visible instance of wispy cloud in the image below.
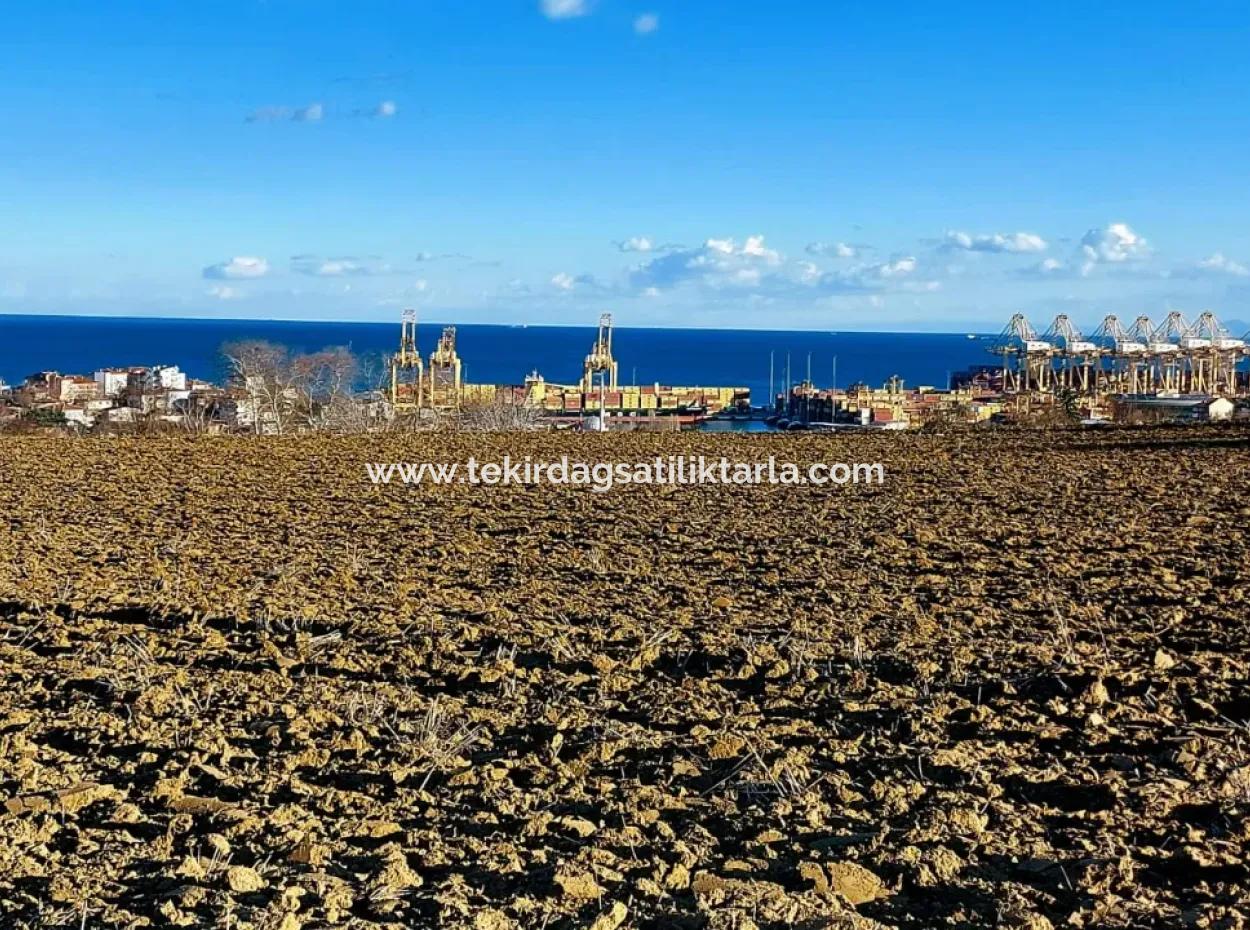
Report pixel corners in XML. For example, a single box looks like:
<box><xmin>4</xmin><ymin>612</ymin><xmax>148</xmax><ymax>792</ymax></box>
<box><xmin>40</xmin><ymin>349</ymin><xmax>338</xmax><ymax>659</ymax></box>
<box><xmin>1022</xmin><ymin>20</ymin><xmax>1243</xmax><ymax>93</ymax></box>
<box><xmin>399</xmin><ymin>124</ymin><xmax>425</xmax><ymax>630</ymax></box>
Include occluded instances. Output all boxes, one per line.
<box><xmin>540</xmin><ymin>0</ymin><xmax>589</xmax><ymax>20</ymax></box>
<box><xmin>246</xmin><ymin>102</ymin><xmax>323</xmax><ymax>123</ymax></box>
<box><xmin>207</xmin><ymin>285</ymin><xmax>244</xmax><ymax>300</ymax></box>
<box><xmin>551</xmin><ymin>271</ymin><xmax>608</xmax><ymax>292</ymax></box>
<box><xmin>247</xmin><ymin>100</ymin><xmax>396</xmax><ymax>123</ymax></box>
<box><xmin>806</xmin><ymin>241</ymin><xmax>861</xmax><ymax>259</ymax></box>
<box><xmin>616</xmin><ymin>236</ymin><xmax>654</xmax><ymax>253</ymax></box>
<box><xmin>203</xmin><ymin>256</ymin><xmax>269</xmax><ymax>280</ymax></box>
<box><xmin>1170</xmin><ymin>252</ymin><xmax>1250</xmax><ymax>279</ymax></box>
<box><xmin>294</xmin><ymin>103</ymin><xmax>323</xmax><ymax>122</ymax></box>
<box><xmin>1018</xmin><ymin>257</ymin><xmax>1069</xmax><ymax>278</ymax></box>
<box><xmin>292</xmin><ymin>255</ymin><xmax>393</xmax><ymax>277</ymax></box>
<box><xmin>943</xmin><ymin>230</ymin><xmax>1048</xmax><ymax>254</ymax></box>
<box><xmin>871</xmin><ymin>256</ymin><xmax>918</xmax><ymax>278</ymax></box>
<box><xmin>634</xmin><ymin>13</ymin><xmax>659</xmax><ymax>35</ymax></box>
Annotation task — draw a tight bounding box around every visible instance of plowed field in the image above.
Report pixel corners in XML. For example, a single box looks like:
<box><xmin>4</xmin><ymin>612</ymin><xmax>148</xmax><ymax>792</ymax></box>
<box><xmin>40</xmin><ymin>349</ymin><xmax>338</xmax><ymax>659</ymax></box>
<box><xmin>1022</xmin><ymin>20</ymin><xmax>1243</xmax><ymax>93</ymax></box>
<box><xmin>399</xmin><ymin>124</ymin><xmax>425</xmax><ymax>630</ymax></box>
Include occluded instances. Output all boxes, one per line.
<box><xmin>1</xmin><ymin>428</ymin><xmax>1248</xmax><ymax>929</ymax></box>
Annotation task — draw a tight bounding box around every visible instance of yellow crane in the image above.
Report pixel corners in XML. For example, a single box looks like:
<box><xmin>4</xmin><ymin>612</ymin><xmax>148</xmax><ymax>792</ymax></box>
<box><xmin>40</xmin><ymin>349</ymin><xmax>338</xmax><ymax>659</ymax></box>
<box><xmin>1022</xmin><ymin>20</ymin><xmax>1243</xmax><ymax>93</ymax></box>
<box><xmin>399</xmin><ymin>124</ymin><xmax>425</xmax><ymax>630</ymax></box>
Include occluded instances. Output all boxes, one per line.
<box><xmin>581</xmin><ymin>313</ymin><xmax>619</xmax><ymax>393</ymax></box>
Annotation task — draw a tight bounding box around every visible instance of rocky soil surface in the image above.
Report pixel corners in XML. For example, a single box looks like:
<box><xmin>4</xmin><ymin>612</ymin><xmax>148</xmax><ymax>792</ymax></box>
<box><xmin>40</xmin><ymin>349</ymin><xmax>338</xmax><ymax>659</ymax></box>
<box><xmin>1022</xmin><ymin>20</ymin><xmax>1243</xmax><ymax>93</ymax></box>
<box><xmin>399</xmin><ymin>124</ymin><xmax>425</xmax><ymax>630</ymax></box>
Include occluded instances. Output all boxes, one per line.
<box><xmin>1</xmin><ymin>427</ymin><xmax>1248</xmax><ymax>929</ymax></box>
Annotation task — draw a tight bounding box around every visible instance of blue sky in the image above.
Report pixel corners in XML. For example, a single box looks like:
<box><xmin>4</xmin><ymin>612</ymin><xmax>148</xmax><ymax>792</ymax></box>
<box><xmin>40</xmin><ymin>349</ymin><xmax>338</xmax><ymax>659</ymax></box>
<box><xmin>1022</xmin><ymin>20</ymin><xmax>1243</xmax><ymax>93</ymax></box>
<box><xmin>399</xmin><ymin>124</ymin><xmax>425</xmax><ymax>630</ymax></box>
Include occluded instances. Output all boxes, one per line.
<box><xmin>2</xmin><ymin>0</ymin><xmax>1249</xmax><ymax>332</ymax></box>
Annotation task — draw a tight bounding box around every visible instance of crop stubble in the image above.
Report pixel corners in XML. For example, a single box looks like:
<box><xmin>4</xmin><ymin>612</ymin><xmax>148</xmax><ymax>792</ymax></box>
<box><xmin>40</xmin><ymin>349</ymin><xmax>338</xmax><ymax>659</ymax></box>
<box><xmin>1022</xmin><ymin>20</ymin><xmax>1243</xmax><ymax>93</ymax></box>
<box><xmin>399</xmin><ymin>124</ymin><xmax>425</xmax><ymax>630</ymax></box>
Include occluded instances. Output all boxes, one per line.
<box><xmin>0</xmin><ymin>428</ymin><xmax>1248</xmax><ymax>929</ymax></box>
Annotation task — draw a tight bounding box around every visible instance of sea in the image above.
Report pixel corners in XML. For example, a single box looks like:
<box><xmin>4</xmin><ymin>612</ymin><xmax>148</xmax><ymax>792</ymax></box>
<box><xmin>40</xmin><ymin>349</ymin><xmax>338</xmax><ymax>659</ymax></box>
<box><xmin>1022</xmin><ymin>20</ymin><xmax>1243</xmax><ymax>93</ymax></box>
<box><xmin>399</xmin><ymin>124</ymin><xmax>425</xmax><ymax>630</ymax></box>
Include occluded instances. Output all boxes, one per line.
<box><xmin>0</xmin><ymin>314</ymin><xmax>998</xmax><ymax>405</ymax></box>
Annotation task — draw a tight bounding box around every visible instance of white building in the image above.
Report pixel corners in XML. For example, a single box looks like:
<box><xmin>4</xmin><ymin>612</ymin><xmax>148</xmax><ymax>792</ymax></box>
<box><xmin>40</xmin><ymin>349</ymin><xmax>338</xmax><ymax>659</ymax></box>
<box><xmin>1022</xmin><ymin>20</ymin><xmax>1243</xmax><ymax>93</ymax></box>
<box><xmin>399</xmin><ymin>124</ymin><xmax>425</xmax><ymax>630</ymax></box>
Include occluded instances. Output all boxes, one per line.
<box><xmin>1207</xmin><ymin>397</ymin><xmax>1236</xmax><ymax>421</ymax></box>
<box><xmin>63</xmin><ymin>408</ymin><xmax>97</xmax><ymax>428</ymax></box>
<box><xmin>150</xmin><ymin>365</ymin><xmax>187</xmax><ymax>391</ymax></box>
<box><xmin>94</xmin><ymin>368</ymin><xmax>133</xmax><ymax>398</ymax></box>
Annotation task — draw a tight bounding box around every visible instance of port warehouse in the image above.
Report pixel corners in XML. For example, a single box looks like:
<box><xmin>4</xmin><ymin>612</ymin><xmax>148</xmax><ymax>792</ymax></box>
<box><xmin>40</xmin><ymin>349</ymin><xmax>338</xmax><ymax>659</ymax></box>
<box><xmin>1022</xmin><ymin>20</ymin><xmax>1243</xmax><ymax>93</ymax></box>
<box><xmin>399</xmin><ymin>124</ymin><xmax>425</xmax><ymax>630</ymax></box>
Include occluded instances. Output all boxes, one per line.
<box><xmin>389</xmin><ymin>311</ymin><xmax>748</xmax><ymax>424</ymax></box>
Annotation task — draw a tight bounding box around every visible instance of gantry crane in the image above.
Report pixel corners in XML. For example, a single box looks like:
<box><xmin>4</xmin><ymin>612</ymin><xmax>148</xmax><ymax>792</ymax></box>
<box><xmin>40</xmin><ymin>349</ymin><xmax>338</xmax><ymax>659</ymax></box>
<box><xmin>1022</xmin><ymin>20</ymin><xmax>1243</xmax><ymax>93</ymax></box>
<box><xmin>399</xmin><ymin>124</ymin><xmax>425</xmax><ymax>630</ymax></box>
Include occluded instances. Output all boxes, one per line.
<box><xmin>1148</xmin><ymin>312</ymin><xmax>1188</xmax><ymax>393</ymax></box>
<box><xmin>1043</xmin><ymin>314</ymin><xmax>1101</xmax><ymax>394</ymax></box>
<box><xmin>1090</xmin><ymin>315</ymin><xmax>1150</xmax><ymax>394</ymax></box>
<box><xmin>990</xmin><ymin>313</ymin><xmax>1054</xmax><ymax>392</ymax></box>
<box><xmin>1187</xmin><ymin>311</ymin><xmax>1244</xmax><ymax>394</ymax></box>
<box><xmin>989</xmin><ymin>309</ymin><xmax>1249</xmax><ymax>400</ymax></box>
<box><xmin>427</xmin><ymin>326</ymin><xmax>464</xmax><ymax>410</ymax></box>
<box><xmin>389</xmin><ymin>308</ymin><xmax>424</xmax><ymax>410</ymax></box>
<box><xmin>581</xmin><ymin>313</ymin><xmax>619</xmax><ymax>393</ymax></box>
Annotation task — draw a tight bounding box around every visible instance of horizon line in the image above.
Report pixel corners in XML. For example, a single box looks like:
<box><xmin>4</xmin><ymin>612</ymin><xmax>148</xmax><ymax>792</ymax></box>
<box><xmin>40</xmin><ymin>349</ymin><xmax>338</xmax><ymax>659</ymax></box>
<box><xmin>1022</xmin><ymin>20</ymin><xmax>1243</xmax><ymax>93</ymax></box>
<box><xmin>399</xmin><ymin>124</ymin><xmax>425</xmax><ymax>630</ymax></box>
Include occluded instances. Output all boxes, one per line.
<box><xmin>0</xmin><ymin>309</ymin><xmax>1000</xmax><ymax>337</ymax></box>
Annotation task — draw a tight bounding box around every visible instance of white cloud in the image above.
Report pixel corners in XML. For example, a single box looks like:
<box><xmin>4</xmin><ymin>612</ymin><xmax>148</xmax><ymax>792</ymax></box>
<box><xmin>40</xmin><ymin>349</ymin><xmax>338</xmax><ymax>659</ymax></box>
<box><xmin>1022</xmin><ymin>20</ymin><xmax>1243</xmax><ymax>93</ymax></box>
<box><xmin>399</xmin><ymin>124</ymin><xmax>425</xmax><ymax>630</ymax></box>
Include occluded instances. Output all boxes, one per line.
<box><xmin>549</xmin><ymin>271</ymin><xmax>609</xmax><ymax>293</ymax></box>
<box><xmin>315</xmin><ymin>260</ymin><xmax>363</xmax><ymax>276</ymax></box>
<box><xmin>806</xmin><ymin>241</ymin><xmax>859</xmax><ymax>259</ymax></box>
<box><xmin>203</xmin><ymin>256</ymin><xmax>270</xmax><ymax>280</ymax></box>
<box><xmin>246</xmin><ymin>106</ymin><xmax>291</xmax><ymax>123</ymax></box>
<box><xmin>873</xmin><ymin>256</ymin><xmax>917</xmax><ymax>278</ymax></box>
<box><xmin>616</xmin><ymin>236</ymin><xmax>654</xmax><ymax>253</ymax></box>
<box><xmin>250</xmin><ymin>101</ymin><xmax>395</xmax><ymax>122</ymax></box>
<box><xmin>944</xmin><ymin>230</ymin><xmax>1048</xmax><ymax>253</ymax></box>
<box><xmin>292</xmin><ymin>256</ymin><xmax>387</xmax><ymax>277</ymax></box>
<box><xmin>208</xmin><ymin>285</ymin><xmax>243</xmax><ymax>300</ymax></box>
<box><xmin>634</xmin><ymin>13</ymin><xmax>659</xmax><ymax>34</ymax></box>
<box><xmin>800</xmin><ymin>255</ymin><xmax>939</xmax><ymax>296</ymax></box>
<box><xmin>741</xmin><ymin>235</ymin><xmax>781</xmax><ymax>263</ymax></box>
<box><xmin>630</xmin><ymin>235</ymin><xmax>784</xmax><ymax>293</ymax></box>
<box><xmin>626</xmin><ymin>235</ymin><xmax>938</xmax><ymax>301</ymax></box>
<box><xmin>1019</xmin><ymin>257</ymin><xmax>1068</xmax><ymax>278</ymax></box>
<box><xmin>1191</xmin><ymin>252</ymin><xmax>1250</xmax><ymax>278</ymax></box>
<box><xmin>1080</xmin><ymin>222</ymin><xmax>1148</xmax><ymax>273</ymax></box>
<box><xmin>541</xmin><ymin>0</ymin><xmax>589</xmax><ymax>19</ymax></box>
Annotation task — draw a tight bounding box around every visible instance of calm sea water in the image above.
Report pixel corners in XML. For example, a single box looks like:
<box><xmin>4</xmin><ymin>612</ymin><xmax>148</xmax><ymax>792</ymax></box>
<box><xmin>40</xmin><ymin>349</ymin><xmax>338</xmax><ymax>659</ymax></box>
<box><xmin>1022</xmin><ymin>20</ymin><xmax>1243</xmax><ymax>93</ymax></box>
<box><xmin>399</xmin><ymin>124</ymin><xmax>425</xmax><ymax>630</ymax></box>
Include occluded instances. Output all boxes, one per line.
<box><xmin>0</xmin><ymin>314</ymin><xmax>997</xmax><ymax>403</ymax></box>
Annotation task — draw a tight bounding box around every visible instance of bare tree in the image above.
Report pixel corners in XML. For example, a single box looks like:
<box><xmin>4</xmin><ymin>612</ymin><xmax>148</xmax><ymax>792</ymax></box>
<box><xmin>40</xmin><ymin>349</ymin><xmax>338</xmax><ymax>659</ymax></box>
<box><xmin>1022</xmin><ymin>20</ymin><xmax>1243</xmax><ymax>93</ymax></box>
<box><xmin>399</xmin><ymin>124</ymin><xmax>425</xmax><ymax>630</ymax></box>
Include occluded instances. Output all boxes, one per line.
<box><xmin>457</xmin><ymin>393</ymin><xmax>546</xmax><ymax>432</ymax></box>
<box><xmin>221</xmin><ymin>340</ymin><xmax>298</xmax><ymax>434</ymax></box>
<box><xmin>221</xmin><ymin>341</ymin><xmax>380</xmax><ymax>434</ymax></box>
<box><xmin>291</xmin><ymin>346</ymin><xmax>358</xmax><ymax>431</ymax></box>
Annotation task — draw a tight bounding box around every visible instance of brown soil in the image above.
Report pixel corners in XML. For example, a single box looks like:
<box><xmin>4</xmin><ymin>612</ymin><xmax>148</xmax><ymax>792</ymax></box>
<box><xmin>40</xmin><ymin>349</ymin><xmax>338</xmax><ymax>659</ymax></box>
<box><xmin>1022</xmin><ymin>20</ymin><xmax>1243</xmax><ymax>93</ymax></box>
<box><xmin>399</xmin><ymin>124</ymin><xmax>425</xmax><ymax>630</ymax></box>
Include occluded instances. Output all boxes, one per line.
<box><xmin>1</xmin><ymin>427</ymin><xmax>1248</xmax><ymax>929</ymax></box>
